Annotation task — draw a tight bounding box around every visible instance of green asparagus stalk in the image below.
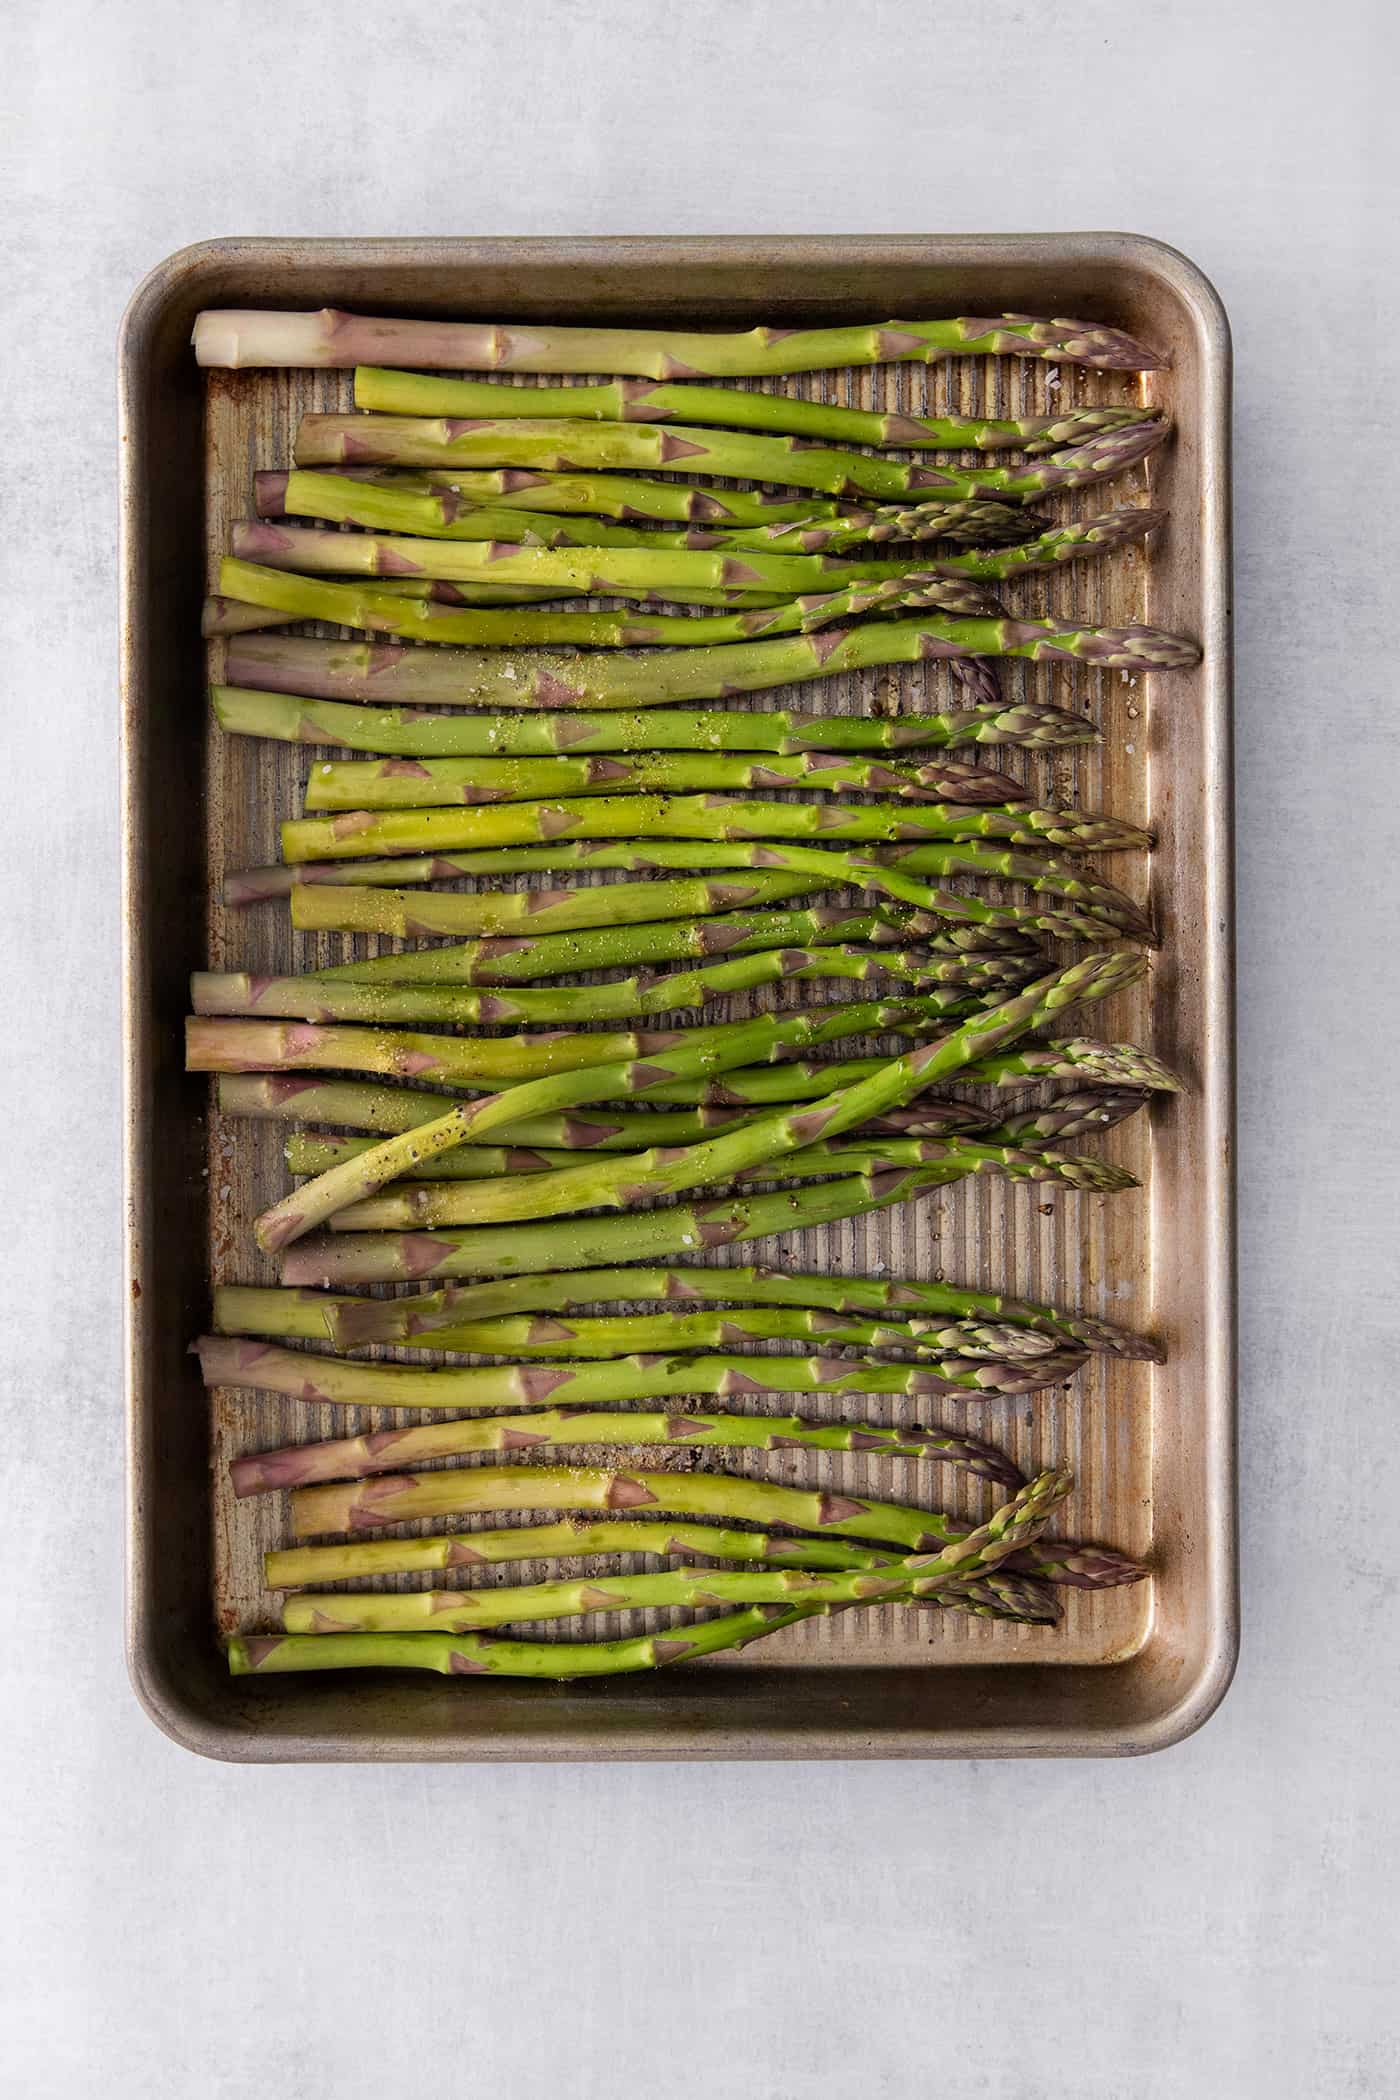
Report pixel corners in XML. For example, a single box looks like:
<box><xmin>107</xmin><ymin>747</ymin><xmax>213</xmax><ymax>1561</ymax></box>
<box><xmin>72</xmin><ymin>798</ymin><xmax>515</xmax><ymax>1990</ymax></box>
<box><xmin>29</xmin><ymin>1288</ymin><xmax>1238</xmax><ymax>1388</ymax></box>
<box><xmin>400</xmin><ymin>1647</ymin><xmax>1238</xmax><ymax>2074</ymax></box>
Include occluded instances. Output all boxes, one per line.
<box><xmin>299</xmin><ymin>749</ymin><xmax>1028</xmax><ymax>811</ymax></box>
<box><xmin>223</xmin><ymin>615</ymin><xmax>1199</xmax><ymax>715</ymax></box>
<box><xmin>207</xmin><ymin>580</ymin><xmax>808</xmax><ymax>639</ymax></box>
<box><xmin>228</xmin><ymin>523</ymin><xmax>1002</xmax><ymax>610</ymax></box>
<box><xmin>720</xmin><ymin>504</ymin><xmax>1044</xmax><ymax>552</ymax></box>
<box><xmin>327</xmin><ymin>1131</ymin><xmax>1132</xmax><ymax>1231</ymax></box>
<box><xmin>280</xmin><ymin>1564</ymin><xmax>1055</xmax><ymax>1634</ymax></box>
<box><xmin>280</xmin><ymin>794</ymin><xmax>1151</xmax><ymax>865</ymax></box>
<box><xmin>256</xmin><ymin>949</ymin><xmax>1139</xmax><ymax>1249</ymax></box>
<box><xmin>220</xmin><ymin>1075</ymin><xmax>992</xmax><ymax>1150</ymax></box>
<box><xmin>287</xmin><ymin>859</ymin><xmax>1136</xmax><ymax>947</ymax></box>
<box><xmin>286</xmin><ymin>1137</ymin><xmax>585</xmax><ymax>1180</ymax></box>
<box><xmin>259</xmin><ymin>486</ymin><xmax>739</xmax><ymax>549</ymax></box>
<box><xmin>261</xmin><ymin>1512</ymin><xmax>1132</xmax><ymax>1594</ymax></box>
<box><xmin>196</xmin><ymin>303</ymin><xmax>1165</xmax><ymax>373</ymax></box>
<box><xmin>202</xmin><ymin>1333</ymin><xmax>1083</xmax><ymax>1444</ymax></box>
<box><xmin>219</xmin><ymin>557</ymin><xmax>999</xmax><ymax>645</ymax></box>
<box><xmin>281</xmin><ymin>836</ymin><xmax>1149</xmax><ymax>940</ymax></box>
<box><xmin>353</xmin><ymin>365</ymin><xmax>1158</xmax><ymax>455</ymax></box>
<box><xmin>212</xmin><ymin>684</ymin><xmax>1097</xmax><ymax>761</ymax></box>
<box><xmin>288</xmin><ymin>866</ymin><xmax>825</xmax><ymax>937</ymax></box>
<box><xmin>247</xmin><ymin>1291</ymin><xmax>1080</xmax><ymax>1368</ymax></box>
<box><xmin>294</xmin><ymin>411</ymin><xmax>1166</xmax><ymax>505</ymax></box>
<box><xmin>277</xmin><ymin>1084</ymin><xmax>1131</xmax><ymax>1181</ymax></box>
<box><xmin>187</xmin><ymin>990</ymin><xmax>984</xmax><ymax>1087</ymax></box>
<box><xmin>259</xmin><ymin>468</ymin><xmax>1047</xmax><ymax>546</ymax></box>
<box><xmin>274</xmin><ymin>1150</ymin><xmax>1107</xmax><ymax>1289</ymax></box>
<box><xmin>263</xmin><ymin>1516</ymin><xmax>915</xmax><ymax>1586</ymax></box>
<box><xmin>260</xmin><ymin>465</ymin><xmax>932</xmax><ymax>531</ymax></box>
<box><xmin>916</xmin><ymin>505</ymin><xmax>1163</xmax><ymax>580</ymax></box>
<box><xmin>215</xmin><ymin>1263</ymin><xmax>1160</xmax><ymax>1365</ymax></box>
<box><xmin>282</xmin><ymin>1110</ymin><xmax>1116</xmax><ymax>1187</ymax></box>
<box><xmin>192</xmin><ymin>946</ymin><xmax>1026</xmax><ymax>1029</ymax></box>
<box><xmin>202</xmin><ymin>575</ymin><xmax>570</xmax><ymax>637</ymax></box>
<box><xmin>227</xmin><ymin>1399</ymin><xmax>1033</xmax><ymax>1501</ymax></box>
<box><xmin>286</xmin><ymin>832</ymin><xmax>1148</xmax><ymax>938</ymax></box>
<box><xmin>992</xmin><ymin>1086</ymin><xmax>1149</xmax><ymax>1143</ymax></box>
<box><xmin>301</xmin><ymin>905</ymin><xmax>1001</xmax><ymax>984</ymax></box>
<box><xmin>374</xmin><ymin>1259</ymin><xmax>1160</xmax><ymax>1367</ymax></box>
<box><xmin>230</xmin><ymin>1617</ymin><xmax>793</xmax><ymax>1678</ymax></box>
<box><xmin>284</xmin><ymin>1454</ymin><xmax>1073</xmax><ymax>1563</ymax></box>
<box><xmin>644</xmin><ymin>1036</ymin><xmax>1178</xmax><ymax>1108</ymax></box>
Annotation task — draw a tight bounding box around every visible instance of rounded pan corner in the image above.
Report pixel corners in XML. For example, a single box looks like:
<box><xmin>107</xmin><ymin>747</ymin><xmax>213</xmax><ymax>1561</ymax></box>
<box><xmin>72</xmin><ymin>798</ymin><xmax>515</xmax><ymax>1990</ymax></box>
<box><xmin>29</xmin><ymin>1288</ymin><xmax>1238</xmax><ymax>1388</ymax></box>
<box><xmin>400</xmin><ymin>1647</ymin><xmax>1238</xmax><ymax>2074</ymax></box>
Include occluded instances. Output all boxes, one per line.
<box><xmin>1095</xmin><ymin>229</ymin><xmax>1233</xmax><ymax>367</ymax></box>
<box><xmin>1115</xmin><ymin>1617</ymin><xmax>1241</xmax><ymax>1759</ymax></box>
<box><xmin>123</xmin><ymin>1619</ymin><xmax>244</xmax><ymax>1764</ymax></box>
<box><xmin>118</xmin><ymin>237</ymin><xmax>267</xmax><ymax>384</ymax></box>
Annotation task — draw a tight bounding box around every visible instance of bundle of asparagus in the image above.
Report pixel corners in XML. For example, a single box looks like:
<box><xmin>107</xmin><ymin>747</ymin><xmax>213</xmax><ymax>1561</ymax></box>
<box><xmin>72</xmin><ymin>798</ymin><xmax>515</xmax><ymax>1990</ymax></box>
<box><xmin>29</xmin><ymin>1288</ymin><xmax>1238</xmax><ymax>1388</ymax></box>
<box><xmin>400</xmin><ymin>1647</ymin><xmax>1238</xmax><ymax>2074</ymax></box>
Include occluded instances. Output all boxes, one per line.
<box><xmin>195</xmin><ymin>299</ymin><xmax>1176</xmax><ymax>1684</ymax></box>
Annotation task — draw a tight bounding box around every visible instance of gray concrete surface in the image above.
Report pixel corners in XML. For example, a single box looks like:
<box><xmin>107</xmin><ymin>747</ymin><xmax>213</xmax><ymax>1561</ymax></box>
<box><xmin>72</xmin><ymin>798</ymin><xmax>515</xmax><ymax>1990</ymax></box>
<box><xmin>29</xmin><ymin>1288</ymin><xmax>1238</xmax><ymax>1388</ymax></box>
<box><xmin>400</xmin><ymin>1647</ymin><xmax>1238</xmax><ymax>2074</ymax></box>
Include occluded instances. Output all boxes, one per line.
<box><xmin>3</xmin><ymin>1</ymin><xmax>1397</xmax><ymax>2092</ymax></box>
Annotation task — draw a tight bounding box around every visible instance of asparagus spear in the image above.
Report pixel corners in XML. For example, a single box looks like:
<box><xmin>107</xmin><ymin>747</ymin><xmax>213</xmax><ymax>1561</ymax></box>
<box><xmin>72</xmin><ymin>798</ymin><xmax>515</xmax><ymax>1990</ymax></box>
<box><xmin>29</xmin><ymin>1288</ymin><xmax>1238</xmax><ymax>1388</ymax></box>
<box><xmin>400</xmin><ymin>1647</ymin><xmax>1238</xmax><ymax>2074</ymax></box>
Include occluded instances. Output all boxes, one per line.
<box><xmin>280</xmin><ymin>1084</ymin><xmax>1136</xmax><ymax>1181</ymax></box>
<box><xmin>228</xmin><ymin>524</ymin><xmax>1002</xmax><ymax>612</ymax></box>
<box><xmin>222</xmin><ymin>847</ymin><xmax>1096</xmax><ymax>928</ymax></box>
<box><xmin>246</xmin><ymin>1291</ymin><xmax>1077</xmax><ymax>1367</ymax></box>
<box><xmin>287</xmin><ymin>862</ymin><xmax>1136</xmax><ymax>947</ymax></box>
<box><xmin>202</xmin><ymin>1334</ymin><xmax>1083</xmax><ymax>1443</ymax></box>
<box><xmin>212</xmin><ymin>684</ymin><xmax>1097</xmax><ymax>759</ymax></box>
<box><xmin>642</xmin><ymin>1037</ymin><xmax>1178</xmax><ymax>1108</ymax></box>
<box><xmin>240</xmin><ymin>1239</ymin><xmax>1164</xmax><ymax>1360</ymax></box>
<box><xmin>993</xmin><ymin>1086</ymin><xmax>1151</xmax><ymax>1143</ymax></box>
<box><xmin>283</xmin><ymin>837</ymin><xmax>1148</xmax><ymax>941</ymax></box>
<box><xmin>354</xmin><ymin>366</ymin><xmax>1157</xmax><ymax>454</ymax></box>
<box><xmin>261</xmin><ymin>1513</ymin><xmax>1136</xmax><ymax>1593</ymax></box>
<box><xmin>280</xmin><ymin>795</ymin><xmax>1151</xmax><ymax>866</ymax></box>
<box><xmin>281</xmin><ymin>833</ymin><xmax>1148</xmax><ymax>937</ymax></box>
<box><xmin>282</xmin><ymin>1112</ymin><xmax>1115</xmax><ymax>1188</ymax></box>
<box><xmin>295</xmin><ymin>413</ymin><xmax>1165</xmax><ymax>508</ymax></box>
<box><xmin>327</xmin><ymin>1132</ymin><xmax>1131</xmax><ymax>1232</ymax></box>
<box><xmin>285</xmin><ymin>1455</ymin><xmax>1074</xmax><ymax>1562</ymax></box>
<box><xmin>915</xmin><ymin>505</ymin><xmax>1161</xmax><ymax>581</ymax></box>
<box><xmin>208</xmin><ymin>579</ymin><xmax>808</xmax><ymax>640</ymax></box>
<box><xmin>221</xmin><ymin>1076</ymin><xmax>992</xmax><ymax>1151</ymax></box>
<box><xmin>223</xmin><ymin>616</ymin><xmax>1199</xmax><ymax>713</ymax></box>
<box><xmin>260</xmin><ymin>468</ymin><xmax>1045</xmax><ymax>545</ymax></box>
<box><xmin>274</xmin><ymin>1154</ymin><xmax>1109</xmax><ymax>1288</ymax></box>
<box><xmin>285</xmin><ymin>866</ymin><xmax>826</xmax><ymax>937</ymax></box>
<box><xmin>255</xmin><ymin>949</ymin><xmax>1139</xmax><ymax>1249</ymax></box>
<box><xmin>299</xmin><ymin>749</ymin><xmax>1028</xmax><ymax>811</ymax></box>
<box><xmin>301</xmin><ymin>906</ymin><xmax>1007</xmax><ymax>984</ymax></box>
<box><xmin>262</xmin><ymin>1516</ymin><xmax>917</xmax><ymax>1586</ymax></box>
<box><xmin>257</xmin><ymin>488</ymin><xmax>734</xmax><ymax>550</ymax></box>
<box><xmin>220</xmin><ymin>557</ymin><xmax>1003</xmax><ymax>647</ymax></box>
<box><xmin>202</xmin><ymin>575</ymin><xmax>569</xmax><ymax>637</ymax></box>
<box><xmin>195</xmin><ymin>303</ymin><xmax>1165</xmax><ymax>372</ymax></box>
<box><xmin>187</xmin><ymin>991</ymin><xmax>986</xmax><ymax>1089</ymax></box>
<box><xmin>280</xmin><ymin>1564</ymin><xmax>1056</xmax><ymax>1635</ymax></box>
<box><xmin>191</xmin><ymin>945</ymin><xmax>1031</xmax><ymax>1029</ymax></box>
<box><xmin>227</xmin><ymin>1400</ymin><xmax>1034</xmax><ymax>1500</ymax></box>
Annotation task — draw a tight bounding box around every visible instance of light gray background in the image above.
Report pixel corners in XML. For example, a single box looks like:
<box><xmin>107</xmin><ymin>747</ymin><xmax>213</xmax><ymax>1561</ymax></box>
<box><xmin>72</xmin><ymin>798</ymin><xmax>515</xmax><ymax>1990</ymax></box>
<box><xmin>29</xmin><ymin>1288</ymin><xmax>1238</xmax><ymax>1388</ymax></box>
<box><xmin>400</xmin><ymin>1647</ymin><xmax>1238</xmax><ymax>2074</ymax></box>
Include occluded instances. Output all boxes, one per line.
<box><xmin>4</xmin><ymin>1</ymin><xmax>1397</xmax><ymax>2093</ymax></box>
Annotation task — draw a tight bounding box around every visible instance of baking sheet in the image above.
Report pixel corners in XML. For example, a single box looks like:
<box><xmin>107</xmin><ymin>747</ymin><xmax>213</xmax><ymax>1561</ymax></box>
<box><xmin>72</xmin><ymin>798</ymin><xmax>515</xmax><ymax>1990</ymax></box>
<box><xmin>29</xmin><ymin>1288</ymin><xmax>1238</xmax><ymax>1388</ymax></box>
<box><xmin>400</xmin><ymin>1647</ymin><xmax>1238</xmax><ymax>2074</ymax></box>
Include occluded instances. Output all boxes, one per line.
<box><xmin>121</xmin><ymin>235</ymin><xmax>1235</xmax><ymax>1758</ymax></box>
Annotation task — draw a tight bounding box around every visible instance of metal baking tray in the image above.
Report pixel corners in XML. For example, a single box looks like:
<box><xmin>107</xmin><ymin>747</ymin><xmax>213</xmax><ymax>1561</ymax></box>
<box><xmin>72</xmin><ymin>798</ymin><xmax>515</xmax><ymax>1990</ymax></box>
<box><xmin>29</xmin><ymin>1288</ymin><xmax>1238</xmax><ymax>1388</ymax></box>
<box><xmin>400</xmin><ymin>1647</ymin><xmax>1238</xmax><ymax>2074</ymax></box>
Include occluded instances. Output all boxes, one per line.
<box><xmin>120</xmin><ymin>234</ymin><xmax>1235</xmax><ymax>1760</ymax></box>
